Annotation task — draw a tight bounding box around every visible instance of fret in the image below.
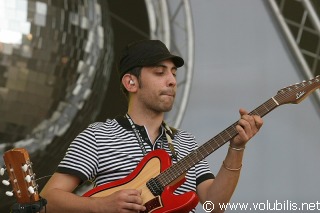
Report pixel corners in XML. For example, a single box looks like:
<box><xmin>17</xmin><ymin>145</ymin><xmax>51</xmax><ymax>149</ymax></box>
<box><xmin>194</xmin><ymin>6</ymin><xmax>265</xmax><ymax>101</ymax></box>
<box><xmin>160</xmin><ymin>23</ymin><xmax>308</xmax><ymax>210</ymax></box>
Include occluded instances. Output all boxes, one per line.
<box><xmin>261</xmin><ymin>103</ymin><xmax>269</xmax><ymax>112</ymax></box>
<box><xmin>223</xmin><ymin>129</ymin><xmax>232</xmax><ymax>139</ymax></box>
<box><xmin>272</xmin><ymin>97</ymin><xmax>279</xmax><ymax>105</ymax></box>
<box><xmin>218</xmin><ymin>134</ymin><xmax>225</xmax><ymax>145</ymax></box>
<box><xmin>251</xmin><ymin>108</ymin><xmax>259</xmax><ymax>116</ymax></box>
<box><xmin>211</xmin><ymin>137</ymin><xmax>222</xmax><ymax>149</ymax></box>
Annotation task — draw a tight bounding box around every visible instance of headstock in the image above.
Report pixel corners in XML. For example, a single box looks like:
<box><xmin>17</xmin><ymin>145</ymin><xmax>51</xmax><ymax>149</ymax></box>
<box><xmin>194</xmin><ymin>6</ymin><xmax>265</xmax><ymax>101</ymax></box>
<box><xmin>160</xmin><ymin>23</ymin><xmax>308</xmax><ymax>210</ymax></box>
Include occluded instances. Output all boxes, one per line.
<box><xmin>274</xmin><ymin>75</ymin><xmax>320</xmax><ymax>105</ymax></box>
<box><xmin>1</xmin><ymin>148</ymin><xmax>39</xmax><ymax>204</ymax></box>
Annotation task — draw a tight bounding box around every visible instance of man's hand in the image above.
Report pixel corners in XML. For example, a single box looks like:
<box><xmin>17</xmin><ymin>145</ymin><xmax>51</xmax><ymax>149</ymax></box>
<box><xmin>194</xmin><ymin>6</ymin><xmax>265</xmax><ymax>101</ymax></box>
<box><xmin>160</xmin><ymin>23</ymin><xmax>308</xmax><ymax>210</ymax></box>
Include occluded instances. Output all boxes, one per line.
<box><xmin>97</xmin><ymin>189</ymin><xmax>146</xmax><ymax>213</ymax></box>
<box><xmin>230</xmin><ymin>108</ymin><xmax>263</xmax><ymax>148</ymax></box>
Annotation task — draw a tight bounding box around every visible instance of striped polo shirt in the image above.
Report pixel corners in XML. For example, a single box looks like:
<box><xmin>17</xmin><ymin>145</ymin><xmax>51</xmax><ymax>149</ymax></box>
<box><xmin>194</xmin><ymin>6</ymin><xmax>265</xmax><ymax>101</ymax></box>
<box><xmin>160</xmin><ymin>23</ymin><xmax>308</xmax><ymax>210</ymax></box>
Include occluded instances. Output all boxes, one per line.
<box><xmin>57</xmin><ymin>115</ymin><xmax>215</xmax><ymax>212</ymax></box>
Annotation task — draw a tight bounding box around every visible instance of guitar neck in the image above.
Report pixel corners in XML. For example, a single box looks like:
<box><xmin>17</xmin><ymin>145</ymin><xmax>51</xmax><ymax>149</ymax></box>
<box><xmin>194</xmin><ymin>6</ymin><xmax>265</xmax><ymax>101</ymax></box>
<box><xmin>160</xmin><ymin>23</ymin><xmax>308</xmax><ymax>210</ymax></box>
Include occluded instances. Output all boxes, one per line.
<box><xmin>158</xmin><ymin>96</ymin><xmax>280</xmax><ymax>186</ymax></box>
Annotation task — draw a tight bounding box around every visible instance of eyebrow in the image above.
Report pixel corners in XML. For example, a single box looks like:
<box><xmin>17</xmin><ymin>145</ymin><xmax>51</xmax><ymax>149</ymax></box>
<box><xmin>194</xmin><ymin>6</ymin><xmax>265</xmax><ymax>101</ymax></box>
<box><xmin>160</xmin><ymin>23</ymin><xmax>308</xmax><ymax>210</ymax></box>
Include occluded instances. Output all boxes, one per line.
<box><xmin>154</xmin><ymin>63</ymin><xmax>177</xmax><ymax>70</ymax></box>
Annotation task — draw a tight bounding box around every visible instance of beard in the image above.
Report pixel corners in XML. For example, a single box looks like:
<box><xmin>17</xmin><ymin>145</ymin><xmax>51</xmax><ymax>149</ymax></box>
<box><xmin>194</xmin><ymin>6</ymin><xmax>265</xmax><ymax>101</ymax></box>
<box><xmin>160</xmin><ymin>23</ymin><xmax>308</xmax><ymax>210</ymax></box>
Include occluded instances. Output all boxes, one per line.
<box><xmin>137</xmin><ymin>80</ymin><xmax>176</xmax><ymax>113</ymax></box>
<box><xmin>139</xmin><ymin>92</ymin><xmax>175</xmax><ymax>113</ymax></box>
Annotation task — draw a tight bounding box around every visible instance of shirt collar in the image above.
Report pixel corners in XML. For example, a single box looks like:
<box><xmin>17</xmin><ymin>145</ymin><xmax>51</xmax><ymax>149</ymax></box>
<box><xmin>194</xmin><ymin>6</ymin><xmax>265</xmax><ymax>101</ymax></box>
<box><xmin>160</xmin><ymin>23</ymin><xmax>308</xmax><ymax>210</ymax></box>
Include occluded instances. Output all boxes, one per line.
<box><xmin>115</xmin><ymin>115</ymin><xmax>165</xmax><ymax>133</ymax></box>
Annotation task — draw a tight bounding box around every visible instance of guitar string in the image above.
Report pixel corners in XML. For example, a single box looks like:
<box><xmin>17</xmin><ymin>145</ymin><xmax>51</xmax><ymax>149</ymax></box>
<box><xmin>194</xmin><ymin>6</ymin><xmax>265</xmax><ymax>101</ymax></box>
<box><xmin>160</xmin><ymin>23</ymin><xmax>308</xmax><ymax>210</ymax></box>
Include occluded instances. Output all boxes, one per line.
<box><xmin>159</xmin><ymin>98</ymin><xmax>280</xmax><ymax>185</ymax></box>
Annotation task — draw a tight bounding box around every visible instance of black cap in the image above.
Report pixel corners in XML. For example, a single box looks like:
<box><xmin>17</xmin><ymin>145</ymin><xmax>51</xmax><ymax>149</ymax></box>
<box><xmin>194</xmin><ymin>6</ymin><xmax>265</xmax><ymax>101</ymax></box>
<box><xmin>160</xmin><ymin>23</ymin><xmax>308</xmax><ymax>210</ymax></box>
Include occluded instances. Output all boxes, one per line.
<box><xmin>118</xmin><ymin>40</ymin><xmax>184</xmax><ymax>80</ymax></box>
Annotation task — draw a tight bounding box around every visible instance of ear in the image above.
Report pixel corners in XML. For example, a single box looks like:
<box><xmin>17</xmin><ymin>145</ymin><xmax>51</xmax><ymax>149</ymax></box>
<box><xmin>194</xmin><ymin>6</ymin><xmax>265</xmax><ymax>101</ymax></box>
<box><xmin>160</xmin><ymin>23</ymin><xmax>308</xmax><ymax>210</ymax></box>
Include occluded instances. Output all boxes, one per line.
<box><xmin>122</xmin><ymin>74</ymin><xmax>138</xmax><ymax>93</ymax></box>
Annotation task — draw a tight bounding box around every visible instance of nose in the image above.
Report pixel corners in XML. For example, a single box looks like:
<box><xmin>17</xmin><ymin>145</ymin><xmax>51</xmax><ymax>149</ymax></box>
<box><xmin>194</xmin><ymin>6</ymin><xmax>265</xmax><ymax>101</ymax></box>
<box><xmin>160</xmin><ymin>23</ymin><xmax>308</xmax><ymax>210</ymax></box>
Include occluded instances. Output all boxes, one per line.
<box><xmin>167</xmin><ymin>72</ymin><xmax>177</xmax><ymax>87</ymax></box>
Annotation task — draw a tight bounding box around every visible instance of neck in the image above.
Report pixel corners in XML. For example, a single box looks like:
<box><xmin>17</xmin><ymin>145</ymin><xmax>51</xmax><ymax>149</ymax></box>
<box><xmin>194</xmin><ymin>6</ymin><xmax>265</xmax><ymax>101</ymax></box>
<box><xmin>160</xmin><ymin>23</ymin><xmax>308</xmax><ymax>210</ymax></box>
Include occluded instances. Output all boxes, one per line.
<box><xmin>127</xmin><ymin>106</ymin><xmax>164</xmax><ymax>143</ymax></box>
<box><xmin>127</xmin><ymin>110</ymin><xmax>163</xmax><ymax>130</ymax></box>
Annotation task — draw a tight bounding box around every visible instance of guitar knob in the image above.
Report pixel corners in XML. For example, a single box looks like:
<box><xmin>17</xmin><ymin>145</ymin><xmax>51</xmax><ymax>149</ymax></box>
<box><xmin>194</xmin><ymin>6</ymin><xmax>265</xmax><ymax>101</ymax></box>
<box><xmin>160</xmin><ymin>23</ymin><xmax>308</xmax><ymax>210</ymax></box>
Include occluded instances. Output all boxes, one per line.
<box><xmin>2</xmin><ymin>180</ymin><xmax>10</xmax><ymax>186</ymax></box>
<box><xmin>0</xmin><ymin>168</ymin><xmax>5</xmax><ymax>176</ymax></box>
<box><xmin>28</xmin><ymin>186</ymin><xmax>35</xmax><ymax>194</ymax></box>
<box><xmin>25</xmin><ymin>175</ymin><xmax>32</xmax><ymax>183</ymax></box>
<box><xmin>5</xmin><ymin>191</ymin><xmax>14</xmax><ymax>197</ymax></box>
<box><xmin>22</xmin><ymin>164</ymin><xmax>29</xmax><ymax>172</ymax></box>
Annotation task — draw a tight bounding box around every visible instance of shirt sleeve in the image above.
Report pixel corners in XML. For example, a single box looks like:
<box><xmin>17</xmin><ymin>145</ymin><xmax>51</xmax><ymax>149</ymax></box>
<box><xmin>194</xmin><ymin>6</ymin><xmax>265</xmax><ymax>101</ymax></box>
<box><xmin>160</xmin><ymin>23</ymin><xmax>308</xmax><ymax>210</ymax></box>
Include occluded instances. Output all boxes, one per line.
<box><xmin>195</xmin><ymin>160</ymin><xmax>215</xmax><ymax>186</ymax></box>
<box><xmin>56</xmin><ymin>124</ymin><xmax>99</xmax><ymax>182</ymax></box>
<box><xmin>174</xmin><ymin>130</ymin><xmax>215</xmax><ymax>186</ymax></box>
<box><xmin>192</xmin><ymin>139</ymin><xmax>215</xmax><ymax>185</ymax></box>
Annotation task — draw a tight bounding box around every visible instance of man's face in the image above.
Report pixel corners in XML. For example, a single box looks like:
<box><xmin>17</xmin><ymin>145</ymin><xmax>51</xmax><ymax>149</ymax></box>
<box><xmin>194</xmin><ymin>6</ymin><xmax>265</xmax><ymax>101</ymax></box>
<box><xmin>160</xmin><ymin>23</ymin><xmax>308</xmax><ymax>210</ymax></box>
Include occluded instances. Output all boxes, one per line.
<box><xmin>136</xmin><ymin>59</ymin><xmax>177</xmax><ymax>113</ymax></box>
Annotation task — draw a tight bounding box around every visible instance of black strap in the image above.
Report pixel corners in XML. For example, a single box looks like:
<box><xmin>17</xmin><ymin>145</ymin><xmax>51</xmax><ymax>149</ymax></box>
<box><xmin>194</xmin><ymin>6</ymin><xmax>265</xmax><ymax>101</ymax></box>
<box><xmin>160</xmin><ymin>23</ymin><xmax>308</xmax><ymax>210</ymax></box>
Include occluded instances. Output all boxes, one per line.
<box><xmin>125</xmin><ymin>114</ymin><xmax>177</xmax><ymax>160</ymax></box>
<box><xmin>11</xmin><ymin>198</ymin><xmax>47</xmax><ymax>213</ymax></box>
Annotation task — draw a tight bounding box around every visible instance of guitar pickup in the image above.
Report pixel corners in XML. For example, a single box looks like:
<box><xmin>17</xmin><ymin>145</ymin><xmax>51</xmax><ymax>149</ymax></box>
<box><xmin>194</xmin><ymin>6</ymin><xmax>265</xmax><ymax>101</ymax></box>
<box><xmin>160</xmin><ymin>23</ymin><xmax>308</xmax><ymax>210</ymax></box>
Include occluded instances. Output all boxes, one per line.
<box><xmin>146</xmin><ymin>177</ymin><xmax>164</xmax><ymax>196</ymax></box>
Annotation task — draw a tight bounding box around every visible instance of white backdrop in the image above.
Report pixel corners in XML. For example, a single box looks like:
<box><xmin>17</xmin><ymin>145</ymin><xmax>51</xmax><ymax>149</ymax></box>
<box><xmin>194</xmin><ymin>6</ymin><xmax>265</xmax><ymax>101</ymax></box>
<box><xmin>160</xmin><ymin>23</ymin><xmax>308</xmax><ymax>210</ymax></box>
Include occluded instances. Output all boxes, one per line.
<box><xmin>181</xmin><ymin>0</ymin><xmax>320</xmax><ymax>212</ymax></box>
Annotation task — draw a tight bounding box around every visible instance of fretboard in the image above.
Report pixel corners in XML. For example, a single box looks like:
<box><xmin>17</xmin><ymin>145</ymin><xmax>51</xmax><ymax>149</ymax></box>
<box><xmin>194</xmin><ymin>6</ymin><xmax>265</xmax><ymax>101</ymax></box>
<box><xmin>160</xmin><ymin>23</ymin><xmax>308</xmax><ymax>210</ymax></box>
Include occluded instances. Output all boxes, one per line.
<box><xmin>157</xmin><ymin>96</ymin><xmax>281</xmax><ymax>186</ymax></box>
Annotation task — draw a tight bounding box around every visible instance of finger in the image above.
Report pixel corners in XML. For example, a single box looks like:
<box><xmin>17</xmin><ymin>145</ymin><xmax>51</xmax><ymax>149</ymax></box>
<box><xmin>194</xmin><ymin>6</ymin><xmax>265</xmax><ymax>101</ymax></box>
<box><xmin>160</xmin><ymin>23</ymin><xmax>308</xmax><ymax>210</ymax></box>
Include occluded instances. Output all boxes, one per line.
<box><xmin>239</xmin><ymin>108</ymin><xmax>263</xmax><ymax>129</ymax></box>
<box><xmin>239</xmin><ymin>108</ymin><xmax>249</xmax><ymax>116</ymax></box>
<box><xmin>239</xmin><ymin>109</ymin><xmax>256</xmax><ymax>131</ymax></box>
<box><xmin>238</xmin><ymin>116</ymin><xmax>254</xmax><ymax>134</ymax></box>
<box><xmin>253</xmin><ymin>115</ymin><xmax>263</xmax><ymax>129</ymax></box>
<box><xmin>121</xmin><ymin>191</ymin><xmax>146</xmax><ymax>212</ymax></box>
<box><xmin>124</xmin><ymin>189</ymin><xmax>142</xmax><ymax>196</ymax></box>
<box><xmin>123</xmin><ymin>202</ymin><xmax>146</xmax><ymax>212</ymax></box>
<box><xmin>241</xmin><ymin>114</ymin><xmax>255</xmax><ymax>127</ymax></box>
<box><xmin>126</xmin><ymin>193</ymin><xmax>143</xmax><ymax>204</ymax></box>
<box><xmin>119</xmin><ymin>189</ymin><xmax>143</xmax><ymax>202</ymax></box>
<box><xmin>117</xmin><ymin>189</ymin><xmax>144</xmax><ymax>206</ymax></box>
<box><xmin>235</xmin><ymin>124</ymin><xmax>250</xmax><ymax>142</ymax></box>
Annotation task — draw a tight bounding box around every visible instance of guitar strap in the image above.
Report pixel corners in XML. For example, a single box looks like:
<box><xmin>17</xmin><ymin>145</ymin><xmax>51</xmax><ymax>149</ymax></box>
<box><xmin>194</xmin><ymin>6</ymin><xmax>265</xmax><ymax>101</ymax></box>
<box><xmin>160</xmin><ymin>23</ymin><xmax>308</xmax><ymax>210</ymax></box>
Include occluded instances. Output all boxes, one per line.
<box><xmin>126</xmin><ymin>114</ymin><xmax>177</xmax><ymax>160</ymax></box>
<box><xmin>163</xmin><ymin>122</ymin><xmax>178</xmax><ymax>160</ymax></box>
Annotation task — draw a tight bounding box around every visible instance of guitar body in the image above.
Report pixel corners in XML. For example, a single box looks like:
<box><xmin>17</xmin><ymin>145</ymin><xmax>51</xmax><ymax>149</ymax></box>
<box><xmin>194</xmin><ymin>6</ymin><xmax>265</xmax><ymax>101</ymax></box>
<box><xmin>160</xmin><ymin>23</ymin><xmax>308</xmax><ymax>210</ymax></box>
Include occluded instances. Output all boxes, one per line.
<box><xmin>83</xmin><ymin>149</ymin><xmax>199</xmax><ymax>212</ymax></box>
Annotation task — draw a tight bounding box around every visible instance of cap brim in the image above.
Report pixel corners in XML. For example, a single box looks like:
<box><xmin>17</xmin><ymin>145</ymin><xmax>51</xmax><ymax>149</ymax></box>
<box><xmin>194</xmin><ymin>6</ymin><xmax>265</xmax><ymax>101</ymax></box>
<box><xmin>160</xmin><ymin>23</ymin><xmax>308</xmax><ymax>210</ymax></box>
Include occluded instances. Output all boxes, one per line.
<box><xmin>142</xmin><ymin>54</ymin><xmax>184</xmax><ymax>68</ymax></box>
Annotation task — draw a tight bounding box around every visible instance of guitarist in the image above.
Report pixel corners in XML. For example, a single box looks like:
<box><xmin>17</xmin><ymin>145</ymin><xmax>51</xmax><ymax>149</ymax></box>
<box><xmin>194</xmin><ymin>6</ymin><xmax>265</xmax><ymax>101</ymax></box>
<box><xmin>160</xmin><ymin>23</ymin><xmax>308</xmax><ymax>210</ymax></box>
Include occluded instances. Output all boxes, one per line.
<box><xmin>40</xmin><ymin>40</ymin><xmax>263</xmax><ymax>213</ymax></box>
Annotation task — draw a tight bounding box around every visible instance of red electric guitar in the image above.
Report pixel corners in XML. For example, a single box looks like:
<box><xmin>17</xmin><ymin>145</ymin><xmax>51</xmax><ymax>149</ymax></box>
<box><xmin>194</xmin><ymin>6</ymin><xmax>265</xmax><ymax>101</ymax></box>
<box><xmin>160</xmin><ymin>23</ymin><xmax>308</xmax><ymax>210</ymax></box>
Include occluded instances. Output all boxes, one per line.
<box><xmin>83</xmin><ymin>76</ymin><xmax>320</xmax><ymax>212</ymax></box>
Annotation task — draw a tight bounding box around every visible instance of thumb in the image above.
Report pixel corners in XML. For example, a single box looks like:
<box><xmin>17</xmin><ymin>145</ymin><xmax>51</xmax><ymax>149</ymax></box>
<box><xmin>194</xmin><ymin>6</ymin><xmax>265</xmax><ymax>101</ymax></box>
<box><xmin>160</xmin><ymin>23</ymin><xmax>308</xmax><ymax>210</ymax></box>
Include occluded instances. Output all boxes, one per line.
<box><xmin>239</xmin><ymin>108</ymin><xmax>249</xmax><ymax>116</ymax></box>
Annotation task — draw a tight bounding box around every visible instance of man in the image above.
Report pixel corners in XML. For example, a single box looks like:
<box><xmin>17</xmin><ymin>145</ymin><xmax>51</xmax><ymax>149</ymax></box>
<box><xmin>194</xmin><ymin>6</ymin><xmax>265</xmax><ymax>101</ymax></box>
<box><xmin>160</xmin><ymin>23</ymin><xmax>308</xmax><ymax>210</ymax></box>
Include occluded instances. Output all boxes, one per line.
<box><xmin>40</xmin><ymin>40</ymin><xmax>263</xmax><ymax>213</ymax></box>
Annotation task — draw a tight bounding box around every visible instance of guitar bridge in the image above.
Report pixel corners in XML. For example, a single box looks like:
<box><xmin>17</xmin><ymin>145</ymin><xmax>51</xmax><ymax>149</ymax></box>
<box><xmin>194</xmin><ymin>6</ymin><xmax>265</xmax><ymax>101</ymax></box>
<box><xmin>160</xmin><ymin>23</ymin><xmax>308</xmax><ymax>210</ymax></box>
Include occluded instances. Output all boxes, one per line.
<box><xmin>146</xmin><ymin>178</ymin><xmax>164</xmax><ymax>196</ymax></box>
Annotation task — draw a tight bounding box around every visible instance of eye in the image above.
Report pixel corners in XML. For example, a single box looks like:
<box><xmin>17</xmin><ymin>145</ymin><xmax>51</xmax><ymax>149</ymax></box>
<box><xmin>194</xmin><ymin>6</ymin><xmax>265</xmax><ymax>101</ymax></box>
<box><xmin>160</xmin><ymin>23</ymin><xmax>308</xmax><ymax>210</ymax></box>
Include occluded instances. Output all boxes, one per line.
<box><xmin>172</xmin><ymin>70</ymin><xmax>177</xmax><ymax>77</ymax></box>
<box><xmin>155</xmin><ymin>71</ymin><xmax>164</xmax><ymax>75</ymax></box>
<box><xmin>153</xmin><ymin>66</ymin><xmax>165</xmax><ymax>75</ymax></box>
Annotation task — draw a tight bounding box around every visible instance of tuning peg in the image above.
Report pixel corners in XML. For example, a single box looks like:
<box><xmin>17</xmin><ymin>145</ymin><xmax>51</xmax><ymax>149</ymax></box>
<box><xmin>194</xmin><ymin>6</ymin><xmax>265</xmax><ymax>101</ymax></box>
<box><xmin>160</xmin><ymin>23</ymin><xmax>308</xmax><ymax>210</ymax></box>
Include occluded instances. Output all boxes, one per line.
<box><xmin>28</xmin><ymin>186</ymin><xmax>35</xmax><ymax>194</ymax></box>
<box><xmin>25</xmin><ymin>173</ymin><xmax>36</xmax><ymax>183</ymax></box>
<box><xmin>25</xmin><ymin>175</ymin><xmax>32</xmax><ymax>183</ymax></box>
<box><xmin>5</xmin><ymin>191</ymin><xmax>14</xmax><ymax>197</ymax></box>
<box><xmin>2</xmin><ymin>180</ymin><xmax>10</xmax><ymax>186</ymax></box>
<box><xmin>5</xmin><ymin>189</ymin><xmax>21</xmax><ymax>197</ymax></box>
<box><xmin>0</xmin><ymin>168</ymin><xmax>5</xmax><ymax>176</ymax></box>
<box><xmin>22</xmin><ymin>164</ymin><xmax>29</xmax><ymax>172</ymax></box>
<box><xmin>2</xmin><ymin>178</ymin><xmax>17</xmax><ymax>186</ymax></box>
